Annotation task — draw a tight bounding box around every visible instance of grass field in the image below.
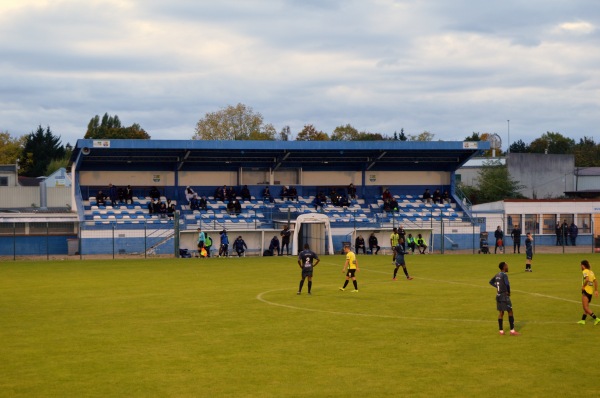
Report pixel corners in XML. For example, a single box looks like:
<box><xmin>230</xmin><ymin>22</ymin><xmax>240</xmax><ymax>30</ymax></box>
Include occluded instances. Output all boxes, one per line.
<box><xmin>1</xmin><ymin>253</ymin><xmax>598</xmax><ymax>397</ymax></box>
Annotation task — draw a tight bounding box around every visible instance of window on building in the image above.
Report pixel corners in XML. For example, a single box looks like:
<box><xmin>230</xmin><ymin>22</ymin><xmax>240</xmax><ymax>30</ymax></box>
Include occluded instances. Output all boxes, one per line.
<box><xmin>507</xmin><ymin>214</ymin><xmax>522</xmax><ymax>231</ymax></box>
<box><xmin>0</xmin><ymin>176</ymin><xmax>8</xmax><ymax>186</ymax></box>
<box><xmin>524</xmin><ymin>214</ymin><xmax>539</xmax><ymax>234</ymax></box>
<box><xmin>541</xmin><ymin>214</ymin><xmax>557</xmax><ymax>235</ymax></box>
<box><xmin>576</xmin><ymin>214</ymin><xmax>591</xmax><ymax>233</ymax></box>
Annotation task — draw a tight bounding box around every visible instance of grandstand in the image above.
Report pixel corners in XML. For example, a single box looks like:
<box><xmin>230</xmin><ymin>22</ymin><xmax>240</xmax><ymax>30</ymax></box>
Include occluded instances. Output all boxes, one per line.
<box><xmin>61</xmin><ymin>139</ymin><xmax>488</xmax><ymax>257</ymax></box>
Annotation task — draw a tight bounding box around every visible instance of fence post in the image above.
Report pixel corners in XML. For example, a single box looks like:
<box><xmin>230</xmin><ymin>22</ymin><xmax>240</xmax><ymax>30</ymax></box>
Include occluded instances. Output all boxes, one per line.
<box><xmin>174</xmin><ymin>211</ymin><xmax>180</xmax><ymax>258</ymax></box>
<box><xmin>13</xmin><ymin>222</ymin><xmax>16</xmax><ymax>261</ymax></box>
<box><xmin>46</xmin><ymin>222</ymin><xmax>50</xmax><ymax>260</ymax></box>
<box><xmin>112</xmin><ymin>223</ymin><xmax>115</xmax><ymax>260</ymax></box>
<box><xmin>144</xmin><ymin>223</ymin><xmax>147</xmax><ymax>259</ymax></box>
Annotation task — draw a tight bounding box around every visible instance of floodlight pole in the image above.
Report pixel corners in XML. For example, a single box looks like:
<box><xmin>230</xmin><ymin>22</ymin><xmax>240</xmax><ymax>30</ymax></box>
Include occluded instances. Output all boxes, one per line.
<box><xmin>507</xmin><ymin>120</ymin><xmax>510</xmax><ymax>154</ymax></box>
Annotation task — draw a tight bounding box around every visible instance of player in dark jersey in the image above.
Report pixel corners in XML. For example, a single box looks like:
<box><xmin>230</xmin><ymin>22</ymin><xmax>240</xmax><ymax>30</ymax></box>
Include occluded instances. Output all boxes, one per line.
<box><xmin>297</xmin><ymin>243</ymin><xmax>320</xmax><ymax>295</ymax></box>
<box><xmin>525</xmin><ymin>232</ymin><xmax>533</xmax><ymax>272</ymax></box>
<box><xmin>392</xmin><ymin>240</ymin><xmax>413</xmax><ymax>281</ymax></box>
<box><xmin>489</xmin><ymin>262</ymin><xmax>520</xmax><ymax>336</ymax></box>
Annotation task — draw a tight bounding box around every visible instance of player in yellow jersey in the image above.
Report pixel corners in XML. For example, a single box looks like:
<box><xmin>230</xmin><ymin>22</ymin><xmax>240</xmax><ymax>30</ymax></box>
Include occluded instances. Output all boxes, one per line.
<box><xmin>578</xmin><ymin>260</ymin><xmax>599</xmax><ymax>325</ymax></box>
<box><xmin>390</xmin><ymin>227</ymin><xmax>400</xmax><ymax>263</ymax></box>
<box><xmin>340</xmin><ymin>245</ymin><xmax>360</xmax><ymax>292</ymax></box>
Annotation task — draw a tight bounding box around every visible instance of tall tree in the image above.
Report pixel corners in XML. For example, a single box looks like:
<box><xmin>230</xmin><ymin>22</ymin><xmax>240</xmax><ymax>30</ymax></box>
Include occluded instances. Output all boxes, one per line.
<box><xmin>472</xmin><ymin>160</ymin><xmax>525</xmax><ymax>204</ymax></box>
<box><xmin>278</xmin><ymin>125</ymin><xmax>291</xmax><ymax>141</ymax></box>
<box><xmin>85</xmin><ymin>113</ymin><xmax>150</xmax><ymax>139</ymax></box>
<box><xmin>408</xmin><ymin>131</ymin><xmax>435</xmax><ymax>141</ymax></box>
<box><xmin>331</xmin><ymin>124</ymin><xmax>359</xmax><ymax>141</ymax></box>
<box><xmin>398</xmin><ymin>128</ymin><xmax>407</xmax><ymax>141</ymax></box>
<box><xmin>249</xmin><ymin>123</ymin><xmax>277</xmax><ymax>140</ymax></box>
<box><xmin>20</xmin><ymin>126</ymin><xmax>65</xmax><ymax>177</ymax></box>
<box><xmin>529</xmin><ymin>132</ymin><xmax>574</xmax><ymax>154</ymax></box>
<box><xmin>509</xmin><ymin>139</ymin><xmax>529</xmax><ymax>153</ymax></box>
<box><xmin>0</xmin><ymin>132</ymin><xmax>25</xmax><ymax>165</ymax></box>
<box><xmin>464</xmin><ymin>132</ymin><xmax>481</xmax><ymax>141</ymax></box>
<box><xmin>573</xmin><ymin>136</ymin><xmax>600</xmax><ymax>167</ymax></box>
<box><xmin>296</xmin><ymin>125</ymin><xmax>329</xmax><ymax>141</ymax></box>
<box><xmin>193</xmin><ymin>103</ymin><xmax>267</xmax><ymax>140</ymax></box>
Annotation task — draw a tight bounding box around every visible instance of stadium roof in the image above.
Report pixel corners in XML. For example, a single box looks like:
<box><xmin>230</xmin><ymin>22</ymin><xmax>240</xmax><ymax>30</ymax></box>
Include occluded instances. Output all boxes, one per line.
<box><xmin>72</xmin><ymin>139</ymin><xmax>489</xmax><ymax>173</ymax></box>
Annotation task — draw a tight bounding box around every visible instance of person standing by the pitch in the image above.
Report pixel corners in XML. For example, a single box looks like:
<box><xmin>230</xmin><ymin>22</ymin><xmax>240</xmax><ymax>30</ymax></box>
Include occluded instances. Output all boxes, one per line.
<box><xmin>392</xmin><ymin>239</ymin><xmax>413</xmax><ymax>281</ymax></box>
<box><xmin>489</xmin><ymin>262</ymin><xmax>520</xmax><ymax>336</ymax></box>
<box><xmin>340</xmin><ymin>245</ymin><xmax>359</xmax><ymax>292</ymax></box>
<box><xmin>297</xmin><ymin>244</ymin><xmax>320</xmax><ymax>295</ymax></box>
<box><xmin>524</xmin><ymin>232</ymin><xmax>533</xmax><ymax>272</ymax></box>
<box><xmin>280</xmin><ymin>225</ymin><xmax>291</xmax><ymax>255</ymax></box>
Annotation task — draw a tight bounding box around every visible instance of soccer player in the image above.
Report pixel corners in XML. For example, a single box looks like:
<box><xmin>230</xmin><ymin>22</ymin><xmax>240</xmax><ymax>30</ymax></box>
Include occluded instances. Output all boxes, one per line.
<box><xmin>489</xmin><ymin>262</ymin><xmax>520</xmax><ymax>336</ymax></box>
<box><xmin>392</xmin><ymin>239</ymin><xmax>413</xmax><ymax>281</ymax></box>
<box><xmin>390</xmin><ymin>227</ymin><xmax>400</xmax><ymax>263</ymax></box>
<box><xmin>340</xmin><ymin>245</ymin><xmax>359</xmax><ymax>292</ymax></box>
<box><xmin>577</xmin><ymin>260</ymin><xmax>599</xmax><ymax>325</ymax></box>
<box><xmin>525</xmin><ymin>232</ymin><xmax>533</xmax><ymax>272</ymax></box>
<box><xmin>297</xmin><ymin>244</ymin><xmax>320</xmax><ymax>295</ymax></box>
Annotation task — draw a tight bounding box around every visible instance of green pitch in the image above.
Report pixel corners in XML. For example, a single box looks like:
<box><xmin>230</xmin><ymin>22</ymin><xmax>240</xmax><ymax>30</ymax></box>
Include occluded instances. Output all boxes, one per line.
<box><xmin>0</xmin><ymin>254</ymin><xmax>598</xmax><ymax>397</ymax></box>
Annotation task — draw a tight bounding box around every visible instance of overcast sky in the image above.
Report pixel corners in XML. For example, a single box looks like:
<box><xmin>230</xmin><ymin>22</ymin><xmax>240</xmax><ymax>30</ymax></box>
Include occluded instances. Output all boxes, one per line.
<box><xmin>1</xmin><ymin>0</ymin><xmax>599</xmax><ymax>149</ymax></box>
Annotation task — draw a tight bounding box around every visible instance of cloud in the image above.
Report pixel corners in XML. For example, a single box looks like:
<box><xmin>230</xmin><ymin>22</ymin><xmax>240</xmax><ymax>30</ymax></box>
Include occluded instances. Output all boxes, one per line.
<box><xmin>0</xmin><ymin>0</ymin><xmax>599</xmax><ymax>149</ymax></box>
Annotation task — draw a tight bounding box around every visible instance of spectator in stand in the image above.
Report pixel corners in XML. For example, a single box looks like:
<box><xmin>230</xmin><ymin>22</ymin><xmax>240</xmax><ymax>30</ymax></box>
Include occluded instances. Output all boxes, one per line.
<box><xmin>96</xmin><ymin>190</ymin><xmax>106</xmax><ymax>206</ymax></box>
<box><xmin>125</xmin><ymin>185</ymin><xmax>134</xmax><ymax>204</ymax></box>
<box><xmin>382</xmin><ymin>188</ymin><xmax>393</xmax><ymax>202</ymax></box>
<box><xmin>198</xmin><ymin>196</ymin><xmax>207</xmax><ymax>211</ymax></box>
<box><xmin>149</xmin><ymin>186</ymin><xmax>161</xmax><ymax>201</ymax></box>
<box><xmin>329</xmin><ymin>188</ymin><xmax>340</xmax><ymax>206</ymax></box>
<box><xmin>263</xmin><ymin>186</ymin><xmax>272</xmax><ymax>203</ymax></box>
<box><xmin>389</xmin><ymin>197</ymin><xmax>399</xmax><ymax>212</ymax></box>
<box><xmin>240</xmin><ymin>185</ymin><xmax>251</xmax><ymax>201</ymax></box>
<box><xmin>153</xmin><ymin>199</ymin><xmax>162</xmax><ymax>215</ymax></box>
<box><xmin>314</xmin><ymin>191</ymin><xmax>326</xmax><ymax>210</ymax></box>
<box><xmin>227</xmin><ymin>186</ymin><xmax>236</xmax><ymax>201</ymax></box>
<box><xmin>185</xmin><ymin>186</ymin><xmax>197</xmax><ymax>204</ymax></box>
<box><xmin>339</xmin><ymin>195</ymin><xmax>350</xmax><ymax>207</ymax></box>
<box><xmin>422</xmin><ymin>188</ymin><xmax>432</xmax><ymax>204</ymax></box>
<box><xmin>569</xmin><ymin>222</ymin><xmax>578</xmax><ymax>246</ymax></box>
<box><xmin>382</xmin><ymin>198</ymin><xmax>392</xmax><ymax>212</ymax></box>
<box><xmin>288</xmin><ymin>186</ymin><xmax>298</xmax><ymax>201</ymax></box>
<box><xmin>158</xmin><ymin>201</ymin><xmax>167</xmax><ymax>218</ymax></box>
<box><xmin>215</xmin><ymin>185</ymin><xmax>226</xmax><ymax>202</ymax></box>
<box><xmin>167</xmin><ymin>200</ymin><xmax>176</xmax><ymax>219</ymax></box>
<box><xmin>234</xmin><ymin>235</ymin><xmax>248</xmax><ymax>257</ymax></box>
<box><xmin>432</xmin><ymin>189</ymin><xmax>442</xmax><ymax>204</ymax></box>
<box><xmin>117</xmin><ymin>187</ymin><xmax>125</xmax><ymax>204</ymax></box>
<box><xmin>280</xmin><ymin>186</ymin><xmax>289</xmax><ymax>201</ymax></box>
<box><xmin>147</xmin><ymin>199</ymin><xmax>155</xmax><ymax>215</ymax></box>
<box><xmin>347</xmin><ymin>183</ymin><xmax>357</xmax><ymax>200</ymax></box>
<box><xmin>189</xmin><ymin>196</ymin><xmax>199</xmax><ymax>211</ymax></box>
<box><xmin>233</xmin><ymin>199</ymin><xmax>242</xmax><ymax>215</ymax></box>
<box><xmin>108</xmin><ymin>183</ymin><xmax>118</xmax><ymax>205</ymax></box>
<box><xmin>442</xmin><ymin>190</ymin><xmax>450</xmax><ymax>204</ymax></box>
<box><xmin>355</xmin><ymin>235</ymin><xmax>366</xmax><ymax>254</ymax></box>
<box><xmin>227</xmin><ymin>199</ymin><xmax>235</xmax><ymax>215</ymax></box>
<box><xmin>368</xmin><ymin>233</ymin><xmax>380</xmax><ymax>255</ymax></box>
